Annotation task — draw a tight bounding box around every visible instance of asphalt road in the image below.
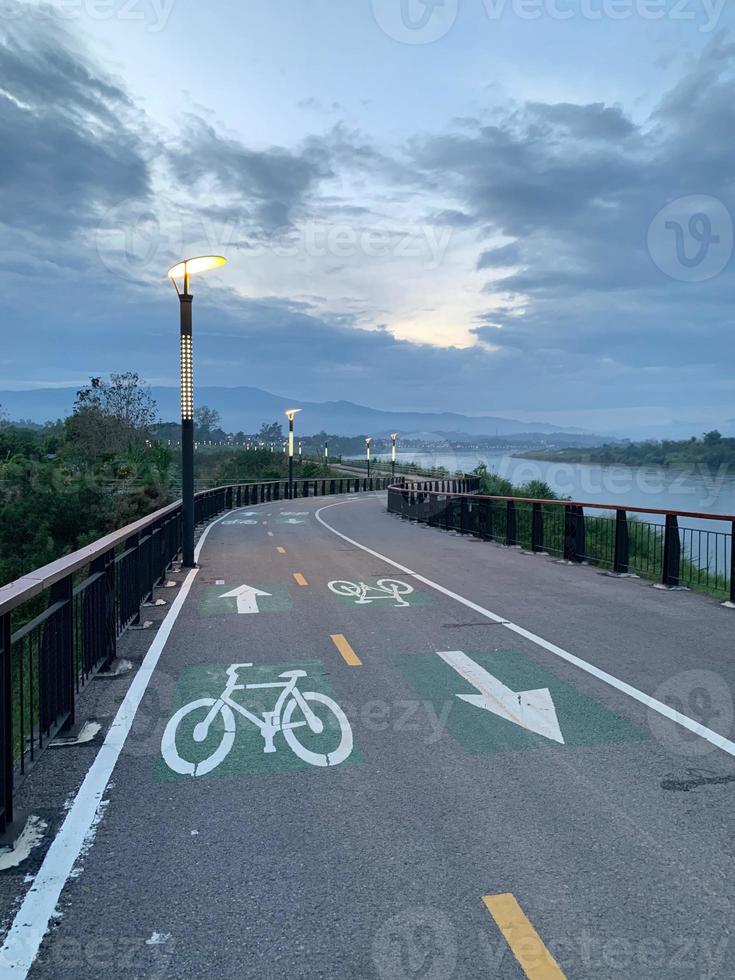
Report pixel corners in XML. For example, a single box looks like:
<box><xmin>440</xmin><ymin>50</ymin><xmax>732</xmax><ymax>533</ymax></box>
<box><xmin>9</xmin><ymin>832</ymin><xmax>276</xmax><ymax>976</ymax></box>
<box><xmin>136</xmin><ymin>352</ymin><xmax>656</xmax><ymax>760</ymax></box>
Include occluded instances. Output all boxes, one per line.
<box><xmin>2</xmin><ymin>492</ymin><xmax>735</xmax><ymax>979</ymax></box>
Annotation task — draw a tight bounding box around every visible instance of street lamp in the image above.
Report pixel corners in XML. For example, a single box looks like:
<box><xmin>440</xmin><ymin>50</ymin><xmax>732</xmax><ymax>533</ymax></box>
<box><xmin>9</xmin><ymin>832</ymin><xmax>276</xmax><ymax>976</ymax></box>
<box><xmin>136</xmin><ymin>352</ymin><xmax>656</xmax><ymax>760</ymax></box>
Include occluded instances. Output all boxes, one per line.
<box><xmin>285</xmin><ymin>408</ymin><xmax>302</xmax><ymax>499</ymax></box>
<box><xmin>324</xmin><ymin>441</ymin><xmax>329</xmax><ymax>463</ymax></box>
<box><xmin>365</xmin><ymin>437</ymin><xmax>372</xmax><ymax>480</ymax></box>
<box><xmin>167</xmin><ymin>254</ymin><xmax>227</xmax><ymax>567</ymax></box>
<box><xmin>391</xmin><ymin>433</ymin><xmax>398</xmax><ymax>482</ymax></box>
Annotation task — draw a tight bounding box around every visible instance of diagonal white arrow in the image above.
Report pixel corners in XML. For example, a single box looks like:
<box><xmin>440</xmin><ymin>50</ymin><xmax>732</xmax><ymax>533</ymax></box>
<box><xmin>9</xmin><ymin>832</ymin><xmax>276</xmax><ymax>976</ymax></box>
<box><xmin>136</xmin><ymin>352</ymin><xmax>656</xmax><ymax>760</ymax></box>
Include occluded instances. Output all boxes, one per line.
<box><xmin>437</xmin><ymin>650</ymin><xmax>565</xmax><ymax>744</ymax></box>
<box><xmin>219</xmin><ymin>584</ymin><xmax>272</xmax><ymax>614</ymax></box>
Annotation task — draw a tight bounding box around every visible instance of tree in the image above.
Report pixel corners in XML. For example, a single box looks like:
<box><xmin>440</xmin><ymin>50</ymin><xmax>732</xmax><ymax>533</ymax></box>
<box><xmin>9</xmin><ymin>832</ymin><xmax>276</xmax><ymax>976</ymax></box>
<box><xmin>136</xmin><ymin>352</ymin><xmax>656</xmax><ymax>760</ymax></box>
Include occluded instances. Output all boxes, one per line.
<box><xmin>703</xmin><ymin>430</ymin><xmax>722</xmax><ymax>445</ymax></box>
<box><xmin>66</xmin><ymin>373</ymin><xmax>158</xmax><ymax>457</ymax></box>
<box><xmin>258</xmin><ymin>421</ymin><xmax>284</xmax><ymax>444</ymax></box>
<box><xmin>195</xmin><ymin>406</ymin><xmax>222</xmax><ymax>439</ymax></box>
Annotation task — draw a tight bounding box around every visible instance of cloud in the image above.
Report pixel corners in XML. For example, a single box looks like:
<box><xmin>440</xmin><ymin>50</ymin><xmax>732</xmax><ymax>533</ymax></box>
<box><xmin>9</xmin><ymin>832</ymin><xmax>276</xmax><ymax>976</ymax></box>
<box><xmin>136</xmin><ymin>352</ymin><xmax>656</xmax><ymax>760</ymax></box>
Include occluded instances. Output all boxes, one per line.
<box><xmin>2</xmin><ymin>10</ymin><xmax>735</xmax><ymax>431</ymax></box>
<box><xmin>166</xmin><ymin>115</ymin><xmax>333</xmax><ymax>232</ymax></box>
<box><xmin>0</xmin><ymin>3</ymin><xmax>151</xmax><ymax>236</ymax></box>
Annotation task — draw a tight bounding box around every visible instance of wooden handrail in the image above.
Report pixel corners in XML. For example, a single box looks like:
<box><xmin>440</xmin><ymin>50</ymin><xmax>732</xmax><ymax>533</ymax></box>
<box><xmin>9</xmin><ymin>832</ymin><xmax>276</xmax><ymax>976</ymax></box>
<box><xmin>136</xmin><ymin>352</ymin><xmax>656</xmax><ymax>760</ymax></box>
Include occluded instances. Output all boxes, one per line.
<box><xmin>389</xmin><ymin>485</ymin><xmax>735</xmax><ymax>524</ymax></box>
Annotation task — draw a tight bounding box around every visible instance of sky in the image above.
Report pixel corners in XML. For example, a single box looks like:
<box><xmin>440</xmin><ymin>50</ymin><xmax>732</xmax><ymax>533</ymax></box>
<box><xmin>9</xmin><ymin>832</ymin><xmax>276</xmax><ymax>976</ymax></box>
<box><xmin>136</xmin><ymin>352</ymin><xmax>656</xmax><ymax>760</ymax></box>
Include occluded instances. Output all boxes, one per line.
<box><xmin>1</xmin><ymin>0</ymin><xmax>735</xmax><ymax>435</ymax></box>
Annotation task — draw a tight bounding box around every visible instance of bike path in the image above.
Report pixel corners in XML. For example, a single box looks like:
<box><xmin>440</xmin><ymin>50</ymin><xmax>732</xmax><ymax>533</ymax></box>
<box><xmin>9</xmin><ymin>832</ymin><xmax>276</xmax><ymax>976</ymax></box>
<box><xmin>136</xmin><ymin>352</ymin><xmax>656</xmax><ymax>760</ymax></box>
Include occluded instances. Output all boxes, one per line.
<box><xmin>10</xmin><ymin>495</ymin><xmax>735</xmax><ymax>979</ymax></box>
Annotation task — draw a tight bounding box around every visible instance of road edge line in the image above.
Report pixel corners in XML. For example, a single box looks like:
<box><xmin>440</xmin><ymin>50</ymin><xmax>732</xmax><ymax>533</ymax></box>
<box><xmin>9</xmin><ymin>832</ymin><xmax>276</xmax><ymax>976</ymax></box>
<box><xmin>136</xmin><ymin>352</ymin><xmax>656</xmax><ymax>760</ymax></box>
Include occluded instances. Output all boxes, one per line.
<box><xmin>0</xmin><ymin>508</ymin><xmax>239</xmax><ymax>978</ymax></box>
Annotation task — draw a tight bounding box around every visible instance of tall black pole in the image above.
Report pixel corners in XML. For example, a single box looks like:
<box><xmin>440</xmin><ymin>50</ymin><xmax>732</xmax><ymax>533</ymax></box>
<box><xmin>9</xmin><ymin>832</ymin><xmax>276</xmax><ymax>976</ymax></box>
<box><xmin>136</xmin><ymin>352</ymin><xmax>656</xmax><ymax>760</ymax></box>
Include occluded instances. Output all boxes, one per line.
<box><xmin>288</xmin><ymin>416</ymin><xmax>294</xmax><ymax>500</ymax></box>
<box><xmin>180</xmin><ymin>291</ymin><xmax>195</xmax><ymax>567</ymax></box>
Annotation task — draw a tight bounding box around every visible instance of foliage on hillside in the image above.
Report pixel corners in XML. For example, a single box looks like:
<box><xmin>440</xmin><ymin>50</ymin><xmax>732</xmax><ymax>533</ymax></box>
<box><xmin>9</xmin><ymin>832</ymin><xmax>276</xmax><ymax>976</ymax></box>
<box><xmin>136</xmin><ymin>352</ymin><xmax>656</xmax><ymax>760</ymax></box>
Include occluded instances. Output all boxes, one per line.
<box><xmin>523</xmin><ymin>431</ymin><xmax>734</xmax><ymax>469</ymax></box>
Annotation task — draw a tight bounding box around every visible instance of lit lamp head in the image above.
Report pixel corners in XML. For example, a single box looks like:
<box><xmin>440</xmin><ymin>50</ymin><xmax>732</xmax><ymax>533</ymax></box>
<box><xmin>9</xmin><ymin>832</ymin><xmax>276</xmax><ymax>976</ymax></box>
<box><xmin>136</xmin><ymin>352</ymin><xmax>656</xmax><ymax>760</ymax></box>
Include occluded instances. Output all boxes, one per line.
<box><xmin>167</xmin><ymin>256</ymin><xmax>227</xmax><ymax>422</ymax></box>
<box><xmin>365</xmin><ymin>436</ymin><xmax>372</xmax><ymax>459</ymax></box>
<box><xmin>285</xmin><ymin>408</ymin><xmax>302</xmax><ymax>456</ymax></box>
<box><xmin>167</xmin><ymin>255</ymin><xmax>227</xmax><ymax>297</ymax></box>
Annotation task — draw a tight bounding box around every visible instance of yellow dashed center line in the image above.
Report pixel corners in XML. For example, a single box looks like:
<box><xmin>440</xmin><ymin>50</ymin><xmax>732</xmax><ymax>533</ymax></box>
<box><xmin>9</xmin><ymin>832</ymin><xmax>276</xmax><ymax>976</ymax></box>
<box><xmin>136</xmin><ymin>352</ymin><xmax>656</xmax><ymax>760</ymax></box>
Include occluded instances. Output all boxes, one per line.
<box><xmin>482</xmin><ymin>894</ymin><xmax>566</xmax><ymax>980</ymax></box>
<box><xmin>276</xmin><ymin>547</ymin><xmax>286</xmax><ymax>554</ymax></box>
<box><xmin>293</xmin><ymin>573</ymin><xmax>308</xmax><ymax>587</ymax></box>
<box><xmin>330</xmin><ymin>634</ymin><xmax>362</xmax><ymax>667</ymax></box>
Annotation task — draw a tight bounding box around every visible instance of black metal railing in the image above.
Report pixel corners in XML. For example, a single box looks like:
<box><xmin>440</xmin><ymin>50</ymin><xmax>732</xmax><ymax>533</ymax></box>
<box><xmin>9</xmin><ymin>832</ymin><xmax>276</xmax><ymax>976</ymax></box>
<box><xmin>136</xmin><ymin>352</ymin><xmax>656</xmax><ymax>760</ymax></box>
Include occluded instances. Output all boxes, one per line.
<box><xmin>388</xmin><ymin>485</ymin><xmax>735</xmax><ymax>602</ymax></box>
<box><xmin>0</xmin><ymin>476</ymin><xmax>394</xmax><ymax>830</ymax></box>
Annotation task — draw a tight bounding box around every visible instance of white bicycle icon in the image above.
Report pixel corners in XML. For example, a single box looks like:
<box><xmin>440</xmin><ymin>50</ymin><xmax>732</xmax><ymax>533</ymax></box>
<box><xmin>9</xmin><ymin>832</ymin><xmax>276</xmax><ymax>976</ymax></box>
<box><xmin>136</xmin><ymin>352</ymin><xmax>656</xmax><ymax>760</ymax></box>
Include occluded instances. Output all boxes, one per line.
<box><xmin>328</xmin><ymin>578</ymin><xmax>414</xmax><ymax>607</ymax></box>
<box><xmin>161</xmin><ymin>663</ymin><xmax>353</xmax><ymax>776</ymax></box>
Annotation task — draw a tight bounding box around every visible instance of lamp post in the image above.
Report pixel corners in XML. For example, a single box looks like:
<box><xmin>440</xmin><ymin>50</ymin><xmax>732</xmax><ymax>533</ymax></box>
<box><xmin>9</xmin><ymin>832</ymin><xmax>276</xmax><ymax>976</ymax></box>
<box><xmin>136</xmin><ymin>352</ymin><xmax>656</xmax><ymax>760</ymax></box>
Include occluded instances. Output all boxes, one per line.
<box><xmin>167</xmin><ymin>255</ymin><xmax>227</xmax><ymax>568</ymax></box>
<box><xmin>391</xmin><ymin>432</ymin><xmax>398</xmax><ymax>482</ymax></box>
<box><xmin>285</xmin><ymin>408</ymin><xmax>302</xmax><ymax>499</ymax></box>
<box><xmin>365</xmin><ymin>437</ymin><xmax>372</xmax><ymax>480</ymax></box>
<box><xmin>324</xmin><ymin>442</ymin><xmax>329</xmax><ymax>464</ymax></box>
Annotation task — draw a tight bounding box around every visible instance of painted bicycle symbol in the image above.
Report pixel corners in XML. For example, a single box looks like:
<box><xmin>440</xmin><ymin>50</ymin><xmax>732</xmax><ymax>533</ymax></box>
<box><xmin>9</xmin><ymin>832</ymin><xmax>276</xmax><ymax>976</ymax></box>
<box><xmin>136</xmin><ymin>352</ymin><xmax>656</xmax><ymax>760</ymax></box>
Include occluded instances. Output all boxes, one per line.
<box><xmin>328</xmin><ymin>578</ymin><xmax>414</xmax><ymax>607</ymax></box>
<box><xmin>161</xmin><ymin>664</ymin><xmax>353</xmax><ymax>776</ymax></box>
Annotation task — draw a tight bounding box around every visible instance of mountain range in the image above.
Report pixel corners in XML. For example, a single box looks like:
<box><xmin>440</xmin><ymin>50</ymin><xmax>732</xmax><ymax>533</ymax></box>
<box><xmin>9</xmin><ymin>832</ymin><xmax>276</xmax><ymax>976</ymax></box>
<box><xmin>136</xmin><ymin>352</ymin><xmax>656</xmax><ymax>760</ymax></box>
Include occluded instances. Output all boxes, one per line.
<box><xmin>0</xmin><ymin>385</ymin><xmax>589</xmax><ymax>439</ymax></box>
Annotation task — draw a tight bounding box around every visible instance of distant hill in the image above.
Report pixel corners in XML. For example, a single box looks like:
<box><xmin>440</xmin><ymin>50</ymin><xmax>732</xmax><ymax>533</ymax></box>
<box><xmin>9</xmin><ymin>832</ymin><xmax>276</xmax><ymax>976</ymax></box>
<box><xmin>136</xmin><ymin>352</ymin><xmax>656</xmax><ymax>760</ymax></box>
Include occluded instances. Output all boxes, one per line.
<box><xmin>0</xmin><ymin>385</ymin><xmax>589</xmax><ymax>439</ymax></box>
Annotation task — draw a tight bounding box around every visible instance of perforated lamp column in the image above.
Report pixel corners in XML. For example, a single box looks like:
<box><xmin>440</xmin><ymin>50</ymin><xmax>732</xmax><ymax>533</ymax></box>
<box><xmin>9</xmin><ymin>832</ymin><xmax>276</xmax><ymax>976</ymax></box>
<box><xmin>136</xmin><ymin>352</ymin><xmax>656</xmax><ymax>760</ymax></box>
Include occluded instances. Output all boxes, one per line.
<box><xmin>365</xmin><ymin>436</ymin><xmax>372</xmax><ymax>480</ymax></box>
<box><xmin>391</xmin><ymin>433</ymin><xmax>398</xmax><ymax>481</ymax></box>
<box><xmin>285</xmin><ymin>408</ymin><xmax>302</xmax><ymax>500</ymax></box>
<box><xmin>167</xmin><ymin>255</ymin><xmax>227</xmax><ymax>567</ymax></box>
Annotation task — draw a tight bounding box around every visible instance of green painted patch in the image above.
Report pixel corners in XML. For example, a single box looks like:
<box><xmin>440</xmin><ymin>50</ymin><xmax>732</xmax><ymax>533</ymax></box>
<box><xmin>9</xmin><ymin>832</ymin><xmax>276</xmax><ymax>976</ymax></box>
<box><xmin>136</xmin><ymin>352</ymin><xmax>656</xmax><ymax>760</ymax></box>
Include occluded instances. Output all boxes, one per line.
<box><xmin>198</xmin><ymin>584</ymin><xmax>292</xmax><ymax>615</ymax></box>
<box><xmin>393</xmin><ymin>648</ymin><xmax>647</xmax><ymax>754</ymax></box>
<box><xmin>156</xmin><ymin>660</ymin><xmax>361</xmax><ymax>780</ymax></box>
<box><xmin>328</xmin><ymin>577</ymin><xmax>432</xmax><ymax>609</ymax></box>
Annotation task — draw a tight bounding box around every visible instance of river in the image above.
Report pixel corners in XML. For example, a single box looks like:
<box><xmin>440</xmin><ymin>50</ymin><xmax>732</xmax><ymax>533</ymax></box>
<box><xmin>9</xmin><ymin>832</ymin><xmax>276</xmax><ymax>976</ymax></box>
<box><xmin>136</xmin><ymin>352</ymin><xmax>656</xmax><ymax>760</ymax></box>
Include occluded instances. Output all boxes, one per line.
<box><xmin>369</xmin><ymin>450</ymin><xmax>735</xmax><ymax>520</ymax></box>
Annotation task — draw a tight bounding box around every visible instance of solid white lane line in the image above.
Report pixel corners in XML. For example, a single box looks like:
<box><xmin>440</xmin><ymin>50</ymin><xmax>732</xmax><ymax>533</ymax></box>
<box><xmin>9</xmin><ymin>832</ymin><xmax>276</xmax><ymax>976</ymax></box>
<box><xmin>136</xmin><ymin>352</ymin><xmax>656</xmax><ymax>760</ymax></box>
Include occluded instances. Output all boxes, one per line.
<box><xmin>0</xmin><ymin>508</ymin><xmax>242</xmax><ymax>978</ymax></box>
<box><xmin>314</xmin><ymin>500</ymin><xmax>735</xmax><ymax>760</ymax></box>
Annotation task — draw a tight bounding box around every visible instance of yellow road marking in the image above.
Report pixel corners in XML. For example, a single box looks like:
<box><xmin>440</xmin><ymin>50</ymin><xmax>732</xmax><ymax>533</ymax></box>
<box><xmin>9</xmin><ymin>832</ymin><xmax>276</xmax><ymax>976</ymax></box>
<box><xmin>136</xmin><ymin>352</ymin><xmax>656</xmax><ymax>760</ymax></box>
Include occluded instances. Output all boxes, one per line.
<box><xmin>482</xmin><ymin>895</ymin><xmax>566</xmax><ymax>980</ymax></box>
<box><xmin>330</xmin><ymin>634</ymin><xmax>362</xmax><ymax>667</ymax></box>
<box><xmin>293</xmin><ymin>573</ymin><xmax>308</xmax><ymax>587</ymax></box>
<box><xmin>276</xmin><ymin>547</ymin><xmax>286</xmax><ymax>554</ymax></box>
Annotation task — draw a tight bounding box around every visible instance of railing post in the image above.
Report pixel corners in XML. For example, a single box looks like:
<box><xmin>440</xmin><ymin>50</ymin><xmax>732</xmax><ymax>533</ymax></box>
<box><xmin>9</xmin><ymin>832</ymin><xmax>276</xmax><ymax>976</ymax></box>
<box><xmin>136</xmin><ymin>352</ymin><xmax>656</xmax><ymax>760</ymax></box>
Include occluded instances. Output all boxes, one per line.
<box><xmin>0</xmin><ymin>613</ymin><xmax>13</xmax><ymax>831</ymax></box>
<box><xmin>731</xmin><ymin>521</ymin><xmax>735</xmax><ymax>604</ymax></box>
<box><xmin>532</xmin><ymin>503</ymin><xmax>544</xmax><ymax>552</ymax></box>
<box><xmin>614</xmin><ymin>510</ymin><xmax>630</xmax><ymax>574</ymax></box>
<box><xmin>663</xmin><ymin>514</ymin><xmax>681</xmax><ymax>586</ymax></box>
<box><xmin>48</xmin><ymin>575</ymin><xmax>75</xmax><ymax>731</ymax></box>
<box><xmin>564</xmin><ymin>505</ymin><xmax>585</xmax><ymax>563</ymax></box>
<box><xmin>90</xmin><ymin>549</ymin><xmax>117</xmax><ymax>670</ymax></box>
<box><xmin>460</xmin><ymin>496</ymin><xmax>468</xmax><ymax>534</ymax></box>
<box><xmin>236</xmin><ymin>486</ymin><xmax>242</xmax><ymax>508</ymax></box>
<box><xmin>506</xmin><ymin>501</ymin><xmax>517</xmax><ymax>546</ymax></box>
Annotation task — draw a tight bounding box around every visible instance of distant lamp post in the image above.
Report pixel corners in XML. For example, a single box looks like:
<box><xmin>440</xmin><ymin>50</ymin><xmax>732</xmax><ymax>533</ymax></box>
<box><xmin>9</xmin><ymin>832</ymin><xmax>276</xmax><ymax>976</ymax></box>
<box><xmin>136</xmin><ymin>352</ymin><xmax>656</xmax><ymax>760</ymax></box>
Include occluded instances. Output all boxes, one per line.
<box><xmin>391</xmin><ymin>432</ymin><xmax>398</xmax><ymax>482</ymax></box>
<box><xmin>167</xmin><ymin>254</ymin><xmax>227</xmax><ymax>567</ymax></box>
<box><xmin>285</xmin><ymin>408</ymin><xmax>302</xmax><ymax>499</ymax></box>
<box><xmin>365</xmin><ymin>437</ymin><xmax>372</xmax><ymax>480</ymax></box>
<box><xmin>324</xmin><ymin>442</ymin><xmax>329</xmax><ymax>463</ymax></box>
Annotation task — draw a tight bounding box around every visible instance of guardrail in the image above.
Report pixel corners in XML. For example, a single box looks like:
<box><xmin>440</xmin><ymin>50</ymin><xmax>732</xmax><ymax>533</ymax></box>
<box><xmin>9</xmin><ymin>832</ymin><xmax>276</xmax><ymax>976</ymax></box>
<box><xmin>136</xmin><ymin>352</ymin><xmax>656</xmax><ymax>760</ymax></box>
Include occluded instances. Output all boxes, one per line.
<box><xmin>388</xmin><ymin>485</ymin><xmax>735</xmax><ymax>603</ymax></box>
<box><xmin>0</xmin><ymin>476</ymin><xmax>393</xmax><ymax>831</ymax></box>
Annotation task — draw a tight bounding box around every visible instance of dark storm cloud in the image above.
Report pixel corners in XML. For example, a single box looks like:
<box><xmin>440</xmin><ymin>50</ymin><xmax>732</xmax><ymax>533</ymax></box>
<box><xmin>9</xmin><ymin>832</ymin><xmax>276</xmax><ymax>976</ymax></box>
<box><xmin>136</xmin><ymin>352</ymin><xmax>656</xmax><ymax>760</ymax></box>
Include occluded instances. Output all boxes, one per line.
<box><xmin>166</xmin><ymin>115</ymin><xmax>333</xmax><ymax>232</ymax></box>
<box><xmin>0</xmin><ymin>3</ymin><xmax>151</xmax><ymax>235</ymax></box>
<box><xmin>407</xmin><ymin>33</ymin><xmax>735</xmax><ymax>391</ymax></box>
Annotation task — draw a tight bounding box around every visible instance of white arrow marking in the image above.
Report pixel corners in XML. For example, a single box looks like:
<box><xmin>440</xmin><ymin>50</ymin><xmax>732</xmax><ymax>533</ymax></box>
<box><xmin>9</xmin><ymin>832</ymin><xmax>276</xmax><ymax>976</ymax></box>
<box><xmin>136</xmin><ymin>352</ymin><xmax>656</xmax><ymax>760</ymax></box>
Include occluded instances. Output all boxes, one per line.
<box><xmin>219</xmin><ymin>584</ymin><xmax>271</xmax><ymax>614</ymax></box>
<box><xmin>437</xmin><ymin>650</ymin><xmax>564</xmax><ymax>744</ymax></box>
<box><xmin>281</xmin><ymin>518</ymin><xmax>305</xmax><ymax>524</ymax></box>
